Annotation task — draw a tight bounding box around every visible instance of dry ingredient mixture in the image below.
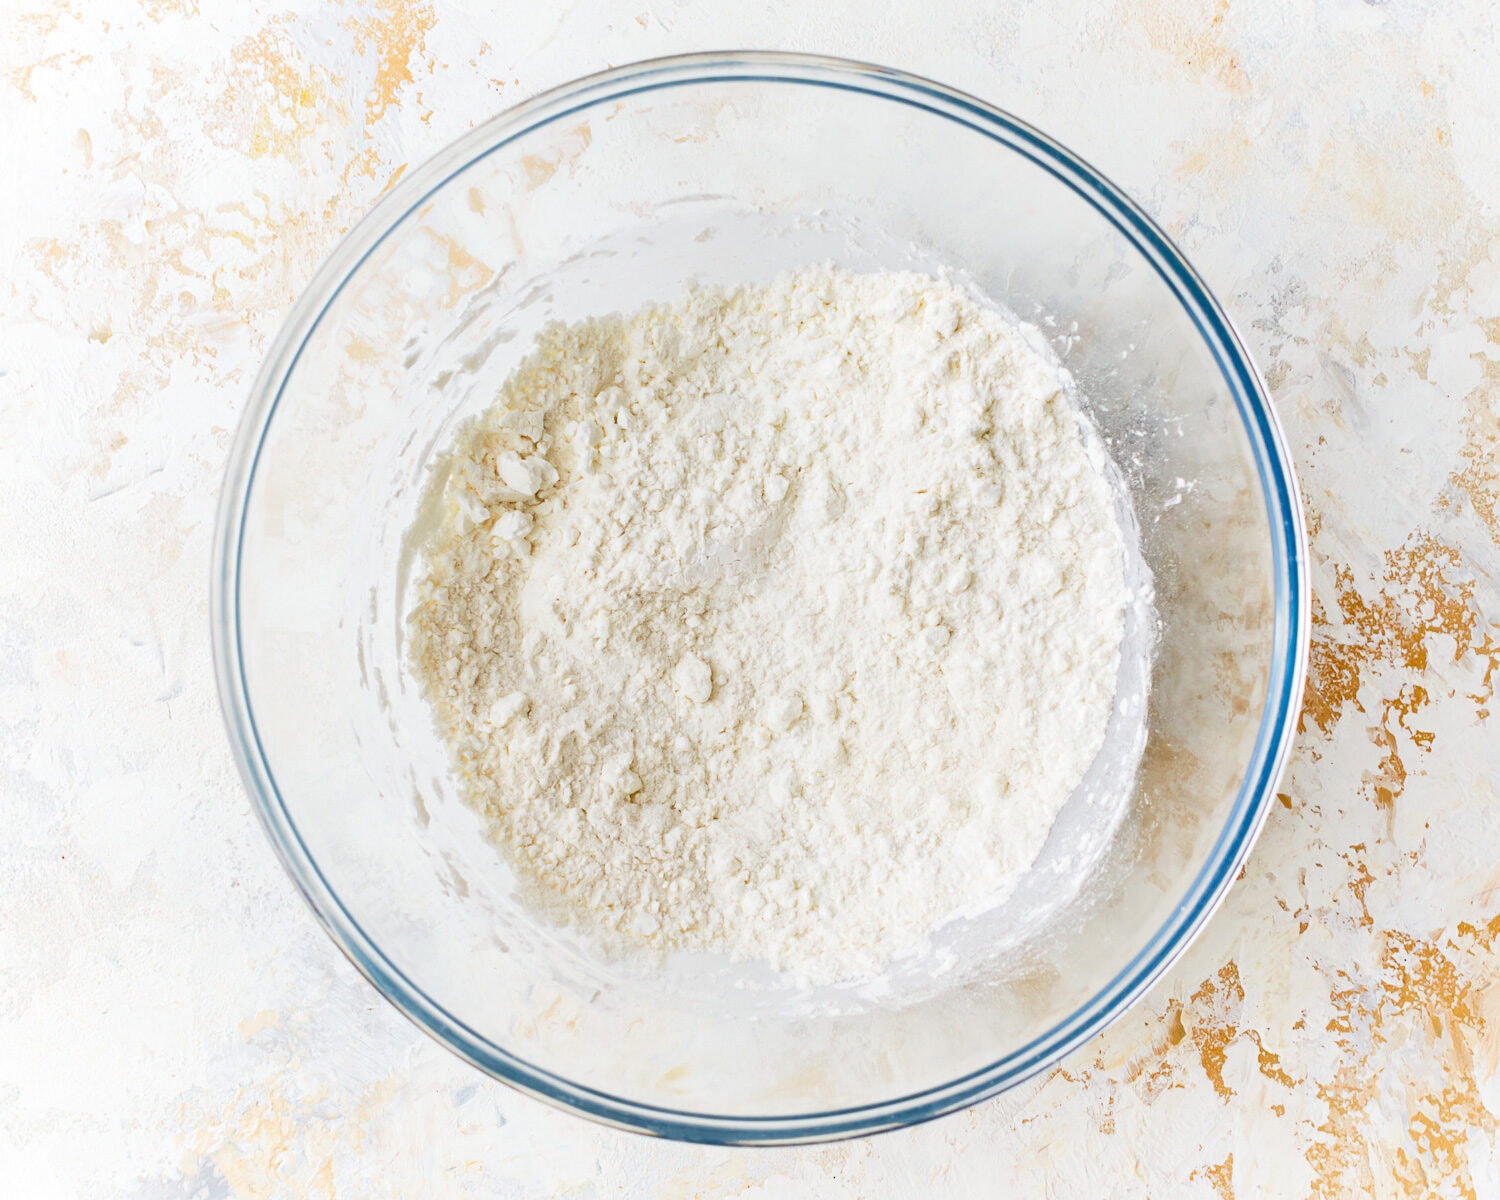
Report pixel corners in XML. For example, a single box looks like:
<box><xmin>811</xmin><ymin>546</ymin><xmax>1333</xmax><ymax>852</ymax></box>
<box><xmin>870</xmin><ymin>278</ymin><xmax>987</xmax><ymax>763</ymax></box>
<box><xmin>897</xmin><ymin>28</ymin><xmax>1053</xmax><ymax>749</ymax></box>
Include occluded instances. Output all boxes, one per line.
<box><xmin>409</xmin><ymin>266</ymin><xmax>1127</xmax><ymax>981</ymax></box>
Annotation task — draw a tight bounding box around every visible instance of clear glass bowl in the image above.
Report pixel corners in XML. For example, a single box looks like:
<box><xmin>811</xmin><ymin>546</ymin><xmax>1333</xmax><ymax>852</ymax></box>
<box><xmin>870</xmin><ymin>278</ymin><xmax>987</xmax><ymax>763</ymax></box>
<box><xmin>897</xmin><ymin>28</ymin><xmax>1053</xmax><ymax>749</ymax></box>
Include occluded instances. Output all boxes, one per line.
<box><xmin>212</xmin><ymin>52</ymin><xmax>1307</xmax><ymax>1143</ymax></box>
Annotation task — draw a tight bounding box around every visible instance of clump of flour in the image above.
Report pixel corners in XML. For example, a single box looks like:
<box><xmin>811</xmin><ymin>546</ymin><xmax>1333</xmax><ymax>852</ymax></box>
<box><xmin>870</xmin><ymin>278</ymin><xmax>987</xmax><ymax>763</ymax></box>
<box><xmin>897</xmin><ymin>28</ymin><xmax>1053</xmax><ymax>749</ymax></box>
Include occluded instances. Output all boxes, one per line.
<box><xmin>409</xmin><ymin>266</ymin><xmax>1127</xmax><ymax>982</ymax></box>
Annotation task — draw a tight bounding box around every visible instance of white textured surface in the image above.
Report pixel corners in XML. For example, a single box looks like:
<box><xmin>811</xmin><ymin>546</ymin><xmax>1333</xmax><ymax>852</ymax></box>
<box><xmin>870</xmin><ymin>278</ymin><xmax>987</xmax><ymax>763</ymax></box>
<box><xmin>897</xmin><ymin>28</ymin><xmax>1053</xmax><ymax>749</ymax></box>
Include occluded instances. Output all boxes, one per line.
<box><xmin>3</xmin><ymin>2</ymin><xmax>1500</xmax><ymax>1196</ymax></box>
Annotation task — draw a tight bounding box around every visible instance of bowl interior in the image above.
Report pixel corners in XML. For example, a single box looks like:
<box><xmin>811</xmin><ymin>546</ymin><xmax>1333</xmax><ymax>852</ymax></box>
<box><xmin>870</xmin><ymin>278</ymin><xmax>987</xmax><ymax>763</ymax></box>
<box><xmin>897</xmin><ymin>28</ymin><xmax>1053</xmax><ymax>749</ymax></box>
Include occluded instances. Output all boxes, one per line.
<box><xmin>219</xmin><ymin>56</ymin><xmax>1301</xmax><ymax>1140</ymax></box>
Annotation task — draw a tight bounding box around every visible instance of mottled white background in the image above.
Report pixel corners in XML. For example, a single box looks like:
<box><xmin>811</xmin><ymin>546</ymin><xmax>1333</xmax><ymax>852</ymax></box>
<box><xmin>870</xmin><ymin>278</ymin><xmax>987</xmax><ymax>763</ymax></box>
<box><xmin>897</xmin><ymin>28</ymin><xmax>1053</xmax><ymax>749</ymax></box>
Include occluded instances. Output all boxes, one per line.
<box><xmin>4</xmin><ymin>1</ymin><xmax>1500</xmax><ymax>1196</ymax></box>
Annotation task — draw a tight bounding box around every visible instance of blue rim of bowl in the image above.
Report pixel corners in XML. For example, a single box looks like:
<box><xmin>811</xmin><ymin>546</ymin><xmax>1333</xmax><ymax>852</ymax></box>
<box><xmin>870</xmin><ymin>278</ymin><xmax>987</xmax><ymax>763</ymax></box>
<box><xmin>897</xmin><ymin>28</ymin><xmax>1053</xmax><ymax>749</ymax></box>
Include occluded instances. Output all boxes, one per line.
<box><xmin>212</xmin><ymin>51</ymin><xmax>1309</xmax><ymax>1145</ymax></box>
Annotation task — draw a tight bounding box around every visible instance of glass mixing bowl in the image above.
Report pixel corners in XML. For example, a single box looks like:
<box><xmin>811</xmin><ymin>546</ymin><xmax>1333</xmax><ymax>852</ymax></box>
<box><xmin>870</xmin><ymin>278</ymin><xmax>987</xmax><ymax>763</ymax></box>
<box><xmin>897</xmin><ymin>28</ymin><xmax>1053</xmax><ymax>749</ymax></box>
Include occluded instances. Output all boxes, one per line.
<box><xmin>212</xmin><ymin>53</ymin><xmax>1307</xmax><ymax>1143</ymax></box>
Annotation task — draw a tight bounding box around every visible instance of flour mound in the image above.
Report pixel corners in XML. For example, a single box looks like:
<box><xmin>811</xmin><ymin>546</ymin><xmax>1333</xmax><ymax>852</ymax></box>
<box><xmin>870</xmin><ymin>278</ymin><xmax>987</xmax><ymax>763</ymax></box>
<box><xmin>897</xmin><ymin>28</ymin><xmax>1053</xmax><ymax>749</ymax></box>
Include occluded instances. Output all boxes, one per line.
<box><xmin>409</xmin><ymin>267</ymin><xmax>1127</xmax><ymax>982</ymax></box>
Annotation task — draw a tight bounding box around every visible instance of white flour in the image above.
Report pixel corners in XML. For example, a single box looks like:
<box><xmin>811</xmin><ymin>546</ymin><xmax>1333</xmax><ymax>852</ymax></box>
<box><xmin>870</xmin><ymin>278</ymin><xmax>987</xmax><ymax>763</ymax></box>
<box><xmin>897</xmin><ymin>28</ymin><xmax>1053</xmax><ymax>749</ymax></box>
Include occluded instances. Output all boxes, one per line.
<box><xmin>409</xmin><ymin>266</ymin><xmax>1127</xmax><ymax>982</ymax></box>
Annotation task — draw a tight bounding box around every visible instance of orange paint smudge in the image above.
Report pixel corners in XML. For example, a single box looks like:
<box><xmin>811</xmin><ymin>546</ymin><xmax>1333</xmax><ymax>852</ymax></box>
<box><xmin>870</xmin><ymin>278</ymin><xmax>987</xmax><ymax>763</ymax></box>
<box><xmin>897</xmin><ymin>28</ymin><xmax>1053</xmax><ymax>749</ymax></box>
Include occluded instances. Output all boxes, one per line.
<box><xmin>1447</xmin><ymin>352</ymin><xmax>1500</xmax><ymax>549</ymax></box>
<box><xmin>1204</xmin><ymin>1154</ymin><xmax>1235</xmax><ymax>1200</ymax></box>
<box><xmin>346</xmin><ymin>0</ymin><xmax>437</xmax><ymax>127</ymax></box>
<box><xmin>381</xmin><ymin>162</ymin><xmax>409</xmax><ymax>195</ymax></box>
<box><xmin>1189</xmin><ymin>963</ymin><xmax>1245</xmax><ymax>1100</ymax></box>
<box><xmin>1305</xmin><ymin>920</ymin><xmax>1499</xmax><ymax>1198</ymax></box>
<box><xmin>517</xmin><ymin>124</ymin><xmax>594</xmax><ymax>192</ymax></box>
<box><xmin>1380</xmin><ymin>933</ymin><xmax>1479</xmax><ymax>1028</ymax></box>
<box><xmin>1123</xmin><ymin>961</ymin><xmax>1298</xmax><ymax>1108</ymax></box>
<box><xmin>1302</xmin><ymin>533</ymin><xmax>1483</xmax><ymax>774</ymax></box>
<box><xmin>1365</xmin><ymin>683</ymin><xmax>1434</xmax><ymax>810</ymax></box>
<box><xmin>1120</xmin><ymin>0</ymin><xmax>1251</xmax><ymax>94</ymax></box>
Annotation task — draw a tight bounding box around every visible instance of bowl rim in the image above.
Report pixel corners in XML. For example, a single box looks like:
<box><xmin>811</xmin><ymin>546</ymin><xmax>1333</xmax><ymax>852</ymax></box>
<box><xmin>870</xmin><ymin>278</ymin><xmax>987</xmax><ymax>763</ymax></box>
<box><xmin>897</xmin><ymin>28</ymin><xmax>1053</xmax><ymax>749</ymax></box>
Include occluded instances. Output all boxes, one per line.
<box><xmin>211</xmin><ymin>49</ymin><xmax>1310</xmax><ymax>1145</ymax></box>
